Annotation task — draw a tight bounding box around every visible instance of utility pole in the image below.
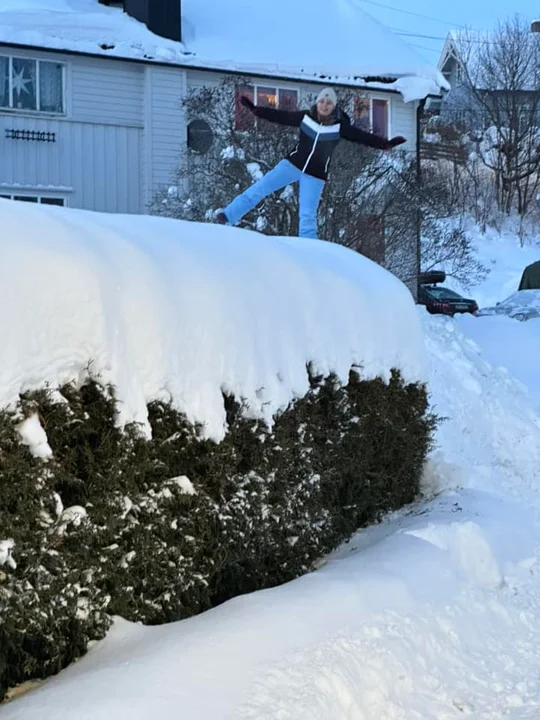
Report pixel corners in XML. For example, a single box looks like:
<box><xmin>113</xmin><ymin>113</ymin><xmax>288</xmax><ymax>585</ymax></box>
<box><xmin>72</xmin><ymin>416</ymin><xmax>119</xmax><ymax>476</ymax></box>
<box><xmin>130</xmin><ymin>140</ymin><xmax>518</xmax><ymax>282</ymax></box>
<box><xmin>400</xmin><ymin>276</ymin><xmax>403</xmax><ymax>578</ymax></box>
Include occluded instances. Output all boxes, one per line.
<box><xmin>415</xmin><ymin>98</ymin><xmax>426</xmax><ymax>300</ymax></box>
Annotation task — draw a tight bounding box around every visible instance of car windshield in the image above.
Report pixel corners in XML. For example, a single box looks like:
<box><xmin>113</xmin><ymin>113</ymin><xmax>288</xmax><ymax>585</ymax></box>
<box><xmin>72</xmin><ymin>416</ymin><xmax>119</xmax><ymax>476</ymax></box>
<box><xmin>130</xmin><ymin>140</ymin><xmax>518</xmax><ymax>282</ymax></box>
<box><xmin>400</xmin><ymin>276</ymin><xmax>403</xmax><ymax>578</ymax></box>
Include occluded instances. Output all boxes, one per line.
<box><xmin>502</xmin><ymin>290</ymin><xmax>540</xmax><ymax>307</ymax></box>
<box><xmin>426</xmin><ymin>286</ymin><xmax>463</xmax><ymax>300</ymax></box>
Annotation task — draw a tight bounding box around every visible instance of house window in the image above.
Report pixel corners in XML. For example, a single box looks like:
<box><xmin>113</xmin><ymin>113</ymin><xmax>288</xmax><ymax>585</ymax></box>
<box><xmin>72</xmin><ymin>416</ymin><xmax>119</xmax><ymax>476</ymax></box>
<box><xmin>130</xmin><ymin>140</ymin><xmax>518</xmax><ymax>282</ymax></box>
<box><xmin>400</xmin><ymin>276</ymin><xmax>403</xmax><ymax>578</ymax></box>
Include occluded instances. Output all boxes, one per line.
<box><xmin>257</xmin><ymin>86</ymin><xmax>277</xmax><ymax>109</ymax></box>
<box><xmin>372</xmin><ymin>99</ymin><xmax>389</xmax><ymax>137</ymax></box>
<box><xmin>234</xmin><ymin>84</ymin><xmax>299</xmax><ymax>130</ymax></box>
<box><xmin>0</xmin><ymin>194</ymin><xmax>66</xmax><ymax>206</ymax></box>
<box><xmin>279</xmin><ymin>89</ymin><xmax>298</xmax><ymax>111</ymax></box>
<box><xmin>354</xmin><ymin>98</ymin><xmax>370</xmax><ymax>130</ymax></box>
<box><xmin>354</xmin><ymin>97</ymin><xmax>390</xmax><ymax>137</ymax></box>
<box><xmin>0</xmin><ymin>56</ymin><xmax>65</xmax><ymax>114</ymax></box>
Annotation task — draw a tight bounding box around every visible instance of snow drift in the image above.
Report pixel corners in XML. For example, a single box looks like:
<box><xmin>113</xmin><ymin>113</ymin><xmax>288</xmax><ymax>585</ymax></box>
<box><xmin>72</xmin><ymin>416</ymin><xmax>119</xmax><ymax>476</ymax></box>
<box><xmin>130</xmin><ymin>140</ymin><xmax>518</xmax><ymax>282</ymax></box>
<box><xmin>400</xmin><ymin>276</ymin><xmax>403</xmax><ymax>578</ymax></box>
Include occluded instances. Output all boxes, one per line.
<box><xmin>3</xmin><ymin>309</ymin><xmax>540</xmax><ymax>720</ymax></box>
<box><xmin>2</xmin><ymin>208</ymin><xmax>540</xmax><ymax>718</ymax></box>
<box><xmin>0</xmin><ymin>198</ymin><xmax>425</xmax><ymax>440</ymax></box>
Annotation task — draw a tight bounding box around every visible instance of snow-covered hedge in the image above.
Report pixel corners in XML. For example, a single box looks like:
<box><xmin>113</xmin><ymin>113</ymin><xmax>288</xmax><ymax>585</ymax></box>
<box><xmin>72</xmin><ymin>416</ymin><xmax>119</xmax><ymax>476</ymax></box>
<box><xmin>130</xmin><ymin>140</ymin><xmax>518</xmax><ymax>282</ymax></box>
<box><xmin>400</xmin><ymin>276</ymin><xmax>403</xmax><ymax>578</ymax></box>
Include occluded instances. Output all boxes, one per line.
<box><xmin>0</xmin><ymin>371</ymin><xmax>434</xmax><ymax>698</ymax></box>
<box><xmin>0</xmin><ymin>200</ymin><xmax>433</xmax><ymax>697</ymax></box>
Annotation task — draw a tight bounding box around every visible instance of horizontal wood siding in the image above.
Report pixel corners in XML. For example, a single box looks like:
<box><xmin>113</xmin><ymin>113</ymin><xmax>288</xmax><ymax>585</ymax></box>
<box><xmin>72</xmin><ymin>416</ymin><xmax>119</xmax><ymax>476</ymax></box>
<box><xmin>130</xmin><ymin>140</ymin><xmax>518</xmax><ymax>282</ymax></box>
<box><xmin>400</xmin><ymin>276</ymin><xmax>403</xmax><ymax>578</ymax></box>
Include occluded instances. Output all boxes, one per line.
<box><xmin>71</xmin><ymin>57</ymin><xmax>144</xmax><ymax>127</ymax></box>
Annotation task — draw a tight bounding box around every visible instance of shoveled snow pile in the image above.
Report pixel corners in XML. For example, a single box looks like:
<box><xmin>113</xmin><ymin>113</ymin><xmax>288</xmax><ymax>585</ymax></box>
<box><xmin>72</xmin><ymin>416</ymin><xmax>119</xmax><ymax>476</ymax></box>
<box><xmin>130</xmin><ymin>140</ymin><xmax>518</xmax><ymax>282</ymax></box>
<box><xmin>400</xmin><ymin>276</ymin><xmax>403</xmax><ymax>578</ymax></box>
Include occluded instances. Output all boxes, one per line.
<box><xmin>0</xmin><ymin>0</ymin><xmax>448</xmax><ymax>99</ymax></box>
<box><xmin>0</xmin><ymin>198</ymin><xmax>424</xmax><ymax>441</ymax></box>
<box><xmin>457</xmin><ymin>313</ymin><xmax>540</xmax><ymax>414</ymax></box>
<box><xmin>449</xmin><ymin>221</ymin><xmax>540</xmax><ymax>308</ymax></box>
<box><xmin>446</xmin><ymin>221</ymin><xmax>540</xmax><ymax>413</ymax></box>
<box><xmin>2</xmin><ymin>309</ymin><xmax>540</xmax><ymax>719</ymax></box>
<box><xmin>422</xmin><ymin>312</ymin><xmax>540</xmax><ymax>499</ymax></box>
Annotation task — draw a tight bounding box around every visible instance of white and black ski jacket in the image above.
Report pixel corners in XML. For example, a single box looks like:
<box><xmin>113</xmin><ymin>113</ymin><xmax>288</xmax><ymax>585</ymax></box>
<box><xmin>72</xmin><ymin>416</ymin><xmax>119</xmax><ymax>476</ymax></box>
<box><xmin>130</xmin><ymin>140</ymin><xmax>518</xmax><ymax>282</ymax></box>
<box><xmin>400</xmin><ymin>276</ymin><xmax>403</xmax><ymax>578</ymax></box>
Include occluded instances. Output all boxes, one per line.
<box><xmin>252</xmin><ymin>105</ymin><xmax>391</xmax><ymax>181</ymax></box>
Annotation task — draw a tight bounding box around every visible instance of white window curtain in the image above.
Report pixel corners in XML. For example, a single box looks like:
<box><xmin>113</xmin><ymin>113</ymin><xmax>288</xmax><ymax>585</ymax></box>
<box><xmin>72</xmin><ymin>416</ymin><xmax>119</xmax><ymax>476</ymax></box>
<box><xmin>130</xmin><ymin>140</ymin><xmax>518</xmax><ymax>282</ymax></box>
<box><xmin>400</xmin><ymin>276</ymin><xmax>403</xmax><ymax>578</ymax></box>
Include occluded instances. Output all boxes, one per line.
<box><xmin>0</xmin><ymin>56</ymin><xmax>9</xmax><ymax>107</ymax></box>
<box><xmin>39</xmin><ymin>61</ymin><xmax>63</xmax><ymax>113</ymax></box>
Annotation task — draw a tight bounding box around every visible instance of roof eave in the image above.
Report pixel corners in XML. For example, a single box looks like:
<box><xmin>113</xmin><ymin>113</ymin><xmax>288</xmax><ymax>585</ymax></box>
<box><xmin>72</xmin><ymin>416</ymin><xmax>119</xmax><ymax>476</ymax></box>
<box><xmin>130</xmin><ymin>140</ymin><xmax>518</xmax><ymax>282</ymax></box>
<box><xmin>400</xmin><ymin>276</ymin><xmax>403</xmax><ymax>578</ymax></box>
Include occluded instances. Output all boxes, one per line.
<box><xmin>0</xmin><ymin>40</ymin><xmax>442</xmax><ymax>95</ymax></box>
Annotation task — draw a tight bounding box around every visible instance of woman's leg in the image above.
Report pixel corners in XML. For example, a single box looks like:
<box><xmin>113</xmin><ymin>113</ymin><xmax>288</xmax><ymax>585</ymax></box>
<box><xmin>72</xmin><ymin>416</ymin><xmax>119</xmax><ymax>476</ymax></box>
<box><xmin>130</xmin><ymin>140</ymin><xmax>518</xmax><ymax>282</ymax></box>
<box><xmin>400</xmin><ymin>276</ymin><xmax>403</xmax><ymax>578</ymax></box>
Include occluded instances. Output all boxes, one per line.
<box><xmin>298</xmin><ymin>173</ymin><xmax>325</xmax><ymax>239</ymax></box>
<box><xmin>224</xmin><ymin>160</ymin><xmax>300</xmax><ymax>225</ymax></box>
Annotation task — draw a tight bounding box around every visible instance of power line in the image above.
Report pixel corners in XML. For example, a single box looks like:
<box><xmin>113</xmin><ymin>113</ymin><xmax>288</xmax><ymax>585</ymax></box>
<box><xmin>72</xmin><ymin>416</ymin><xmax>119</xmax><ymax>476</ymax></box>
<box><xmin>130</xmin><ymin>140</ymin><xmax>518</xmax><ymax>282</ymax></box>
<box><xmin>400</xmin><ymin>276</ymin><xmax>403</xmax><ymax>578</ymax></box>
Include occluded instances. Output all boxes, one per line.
<box><xmin>410</xmin><ymin>43</ymin><xmax>442</xmax><ymax>54</ymax></box>
<box><xmin>389</xmin><ymin>25</ymin><xmax>495</xmax><ymax>46</ymax></box>
<box><xmin>355</xmin><ymin>0</ymin><xmax>465</xmax><ymax>28</ymax></box>
<box><xmin>358</xmin><ymin>0</ymin><xmax>538</xmax><ymax>43</ymax></box>
<box><xmin>390</xmin><ymin>27</ymin><xmax>447</xmax><ymax>41</ymax></box>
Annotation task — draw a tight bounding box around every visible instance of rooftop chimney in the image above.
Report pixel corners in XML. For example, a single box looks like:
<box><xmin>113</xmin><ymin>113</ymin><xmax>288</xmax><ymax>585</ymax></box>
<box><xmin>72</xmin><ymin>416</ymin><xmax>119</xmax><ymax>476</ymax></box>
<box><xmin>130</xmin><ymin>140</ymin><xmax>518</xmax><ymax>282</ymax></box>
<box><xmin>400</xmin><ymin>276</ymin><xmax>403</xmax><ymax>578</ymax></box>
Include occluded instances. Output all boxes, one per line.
<box><xmin>100</xmin><ymin>0</ymin><xmax>182</xmax><ymax>42</ymax></box>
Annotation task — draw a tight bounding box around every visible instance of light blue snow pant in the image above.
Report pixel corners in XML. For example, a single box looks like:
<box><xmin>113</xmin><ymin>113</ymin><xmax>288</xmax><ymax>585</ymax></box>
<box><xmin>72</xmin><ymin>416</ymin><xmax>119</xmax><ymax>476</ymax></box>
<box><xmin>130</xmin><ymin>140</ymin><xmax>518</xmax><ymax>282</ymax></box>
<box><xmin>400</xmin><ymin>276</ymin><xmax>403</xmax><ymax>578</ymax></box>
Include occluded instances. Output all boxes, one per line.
<box><xmin>223</xmin><ymin>159</ymin><xmax>325</xmax><ymax>239</ymax></box>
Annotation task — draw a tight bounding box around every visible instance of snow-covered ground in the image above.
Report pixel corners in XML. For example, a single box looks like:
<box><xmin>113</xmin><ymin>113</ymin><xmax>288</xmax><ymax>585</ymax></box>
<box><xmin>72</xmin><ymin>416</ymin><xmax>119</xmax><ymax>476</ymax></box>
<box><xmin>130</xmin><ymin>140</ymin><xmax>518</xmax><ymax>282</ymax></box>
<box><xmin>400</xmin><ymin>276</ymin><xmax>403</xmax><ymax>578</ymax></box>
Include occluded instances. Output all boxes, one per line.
<box><xmin>455</xmin><ymin>221</ymin><xmax>540</xmax><ymax>308</ymax></box>
<box><xmin>453</xmin><ymin>222</ymin><xmax>540</xmax><ymax>413</ymax></box>
<box><xmin>2</xmin><ymin>210</ymin><xmax>540</xmax><ymax>718</ymax></box>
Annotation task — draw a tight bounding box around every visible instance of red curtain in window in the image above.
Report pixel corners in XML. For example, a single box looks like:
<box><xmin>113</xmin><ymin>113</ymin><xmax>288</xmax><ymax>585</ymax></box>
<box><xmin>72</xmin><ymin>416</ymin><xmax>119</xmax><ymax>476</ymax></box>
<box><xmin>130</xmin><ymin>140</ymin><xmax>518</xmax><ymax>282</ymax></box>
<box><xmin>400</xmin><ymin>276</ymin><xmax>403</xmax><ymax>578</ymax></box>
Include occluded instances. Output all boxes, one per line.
<box><xmin>372</xmin><ymin>99</ymin><xmax>389</xmax><ymax>137</ymax></box>
<box><xmin>278</xmin><ymin>89</ymin><xmax>298</xmax><ymax>110</ymax></box>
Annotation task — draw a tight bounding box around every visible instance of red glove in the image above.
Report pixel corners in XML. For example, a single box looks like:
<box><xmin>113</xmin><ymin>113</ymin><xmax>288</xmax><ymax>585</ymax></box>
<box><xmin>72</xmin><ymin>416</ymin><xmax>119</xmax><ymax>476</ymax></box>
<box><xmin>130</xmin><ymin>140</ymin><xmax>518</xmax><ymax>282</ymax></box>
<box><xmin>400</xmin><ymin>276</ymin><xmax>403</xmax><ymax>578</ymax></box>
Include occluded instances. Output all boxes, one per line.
<box><xmin>240</xmin><ymin>95</ymin><xmax>255</xmax><ymax>112</ymax></box>
<box><xmin>386</xmin><ymin>136</ymin><xmax>407</xmax><ymax>149</ymax></box>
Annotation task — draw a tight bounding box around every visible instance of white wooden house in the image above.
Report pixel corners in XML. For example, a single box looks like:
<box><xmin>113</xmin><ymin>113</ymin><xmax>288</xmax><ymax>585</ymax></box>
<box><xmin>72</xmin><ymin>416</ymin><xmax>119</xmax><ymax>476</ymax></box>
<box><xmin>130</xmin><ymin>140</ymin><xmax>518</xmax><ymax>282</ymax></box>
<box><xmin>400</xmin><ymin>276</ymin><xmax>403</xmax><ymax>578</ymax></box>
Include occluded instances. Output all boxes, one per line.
<box><xmin>0</xmin><ymin>0</ymin><xmax>447</xmax><ymax>213</ymax></box>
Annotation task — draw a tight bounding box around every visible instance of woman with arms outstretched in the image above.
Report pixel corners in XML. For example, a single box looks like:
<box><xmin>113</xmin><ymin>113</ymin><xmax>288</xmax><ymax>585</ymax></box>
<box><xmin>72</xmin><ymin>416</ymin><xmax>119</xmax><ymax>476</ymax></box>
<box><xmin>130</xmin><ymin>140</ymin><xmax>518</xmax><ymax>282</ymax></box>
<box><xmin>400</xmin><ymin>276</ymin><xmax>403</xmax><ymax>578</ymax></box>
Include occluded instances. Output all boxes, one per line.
<box><xmin>216</xmin><ymin>87</ymin><xmax>406</xmax><ymax>239</ymax></box>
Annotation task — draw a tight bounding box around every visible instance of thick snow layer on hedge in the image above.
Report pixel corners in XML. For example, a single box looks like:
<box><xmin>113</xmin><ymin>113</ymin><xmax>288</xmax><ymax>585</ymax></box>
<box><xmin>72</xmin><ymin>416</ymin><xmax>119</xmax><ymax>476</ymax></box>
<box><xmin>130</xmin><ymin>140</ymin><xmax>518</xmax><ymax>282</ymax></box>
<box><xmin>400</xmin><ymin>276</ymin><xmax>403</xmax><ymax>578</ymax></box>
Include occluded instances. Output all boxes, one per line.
<box><xmin>0</xmin><ymin>199</ymin><xmax>425</xmax><ymax>441</ymax></box>
<box><xmin>4</xmin><ymin>301</ymin><xmax>540</xmax><ymax>720</ymax></box>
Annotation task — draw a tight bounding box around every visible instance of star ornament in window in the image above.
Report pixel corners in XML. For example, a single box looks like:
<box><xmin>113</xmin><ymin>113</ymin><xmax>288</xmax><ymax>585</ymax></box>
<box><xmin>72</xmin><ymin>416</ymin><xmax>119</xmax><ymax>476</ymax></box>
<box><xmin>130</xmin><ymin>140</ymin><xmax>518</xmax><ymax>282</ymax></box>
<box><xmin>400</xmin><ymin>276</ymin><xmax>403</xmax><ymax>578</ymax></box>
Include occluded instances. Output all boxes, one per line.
<box><xmin>12</xmin><ymin>67</ymin><xmax>32</xmax><ymax>96</ymax></box>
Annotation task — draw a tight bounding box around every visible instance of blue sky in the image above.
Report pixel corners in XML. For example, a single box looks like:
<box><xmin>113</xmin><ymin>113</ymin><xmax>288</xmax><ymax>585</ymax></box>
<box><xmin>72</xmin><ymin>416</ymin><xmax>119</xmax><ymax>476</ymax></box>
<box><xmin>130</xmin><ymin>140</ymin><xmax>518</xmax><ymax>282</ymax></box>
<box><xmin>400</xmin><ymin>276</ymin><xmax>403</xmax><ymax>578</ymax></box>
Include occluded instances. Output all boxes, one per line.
<box><xmin>355</xmin><ymin>0</ymin><xmax>540</xmax><ymax>64</ymax></box>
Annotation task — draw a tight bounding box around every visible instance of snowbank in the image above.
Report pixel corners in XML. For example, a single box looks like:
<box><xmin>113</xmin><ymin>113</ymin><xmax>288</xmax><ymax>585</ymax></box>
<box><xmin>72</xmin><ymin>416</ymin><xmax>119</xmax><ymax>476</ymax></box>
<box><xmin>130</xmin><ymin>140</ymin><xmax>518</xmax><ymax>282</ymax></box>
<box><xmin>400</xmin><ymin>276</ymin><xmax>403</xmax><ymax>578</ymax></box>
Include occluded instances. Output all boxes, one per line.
<box><xmin>457</xmin><ymin>314</ymin><xmax>540</xmax><ymax>413</ymax></box>
<box><xmin>422</xmin><ymin>312</ymin><xmax>540</xmax><ymax>499</ymax></box>
<box><xmin>0</xmin><ymin>0</ymin><xmax>448</xmax><ymax>100</ymax></box>
<box><xmin>0</xmin><ymin>198</ymin><xmax>424</xmax><ymax>441</ymax></box>
<box><xmin>2</xmin><ymin>490</ymin><xmax>538</xmax><ymax>720</ymax></box>
<box><xmin>2</xmin><ymin>214</ymin><xmax>540</xmax><ymax>718</ymax></box>
<box><xmin>450</xmin><ymin>222</ymin><xmax>540</xmax><ymax>308</ymax></box>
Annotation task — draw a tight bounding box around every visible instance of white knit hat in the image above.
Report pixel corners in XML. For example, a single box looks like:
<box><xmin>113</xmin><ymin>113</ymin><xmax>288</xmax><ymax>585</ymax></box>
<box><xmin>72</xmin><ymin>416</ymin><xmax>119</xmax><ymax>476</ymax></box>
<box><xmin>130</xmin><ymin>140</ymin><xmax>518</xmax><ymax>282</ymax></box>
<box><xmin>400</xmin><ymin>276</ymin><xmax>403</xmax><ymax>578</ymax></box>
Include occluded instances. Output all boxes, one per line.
<box><xmin>316</xmin><ymin>87</ymin><xmax>337</xmax><ymax>106</ymax></box>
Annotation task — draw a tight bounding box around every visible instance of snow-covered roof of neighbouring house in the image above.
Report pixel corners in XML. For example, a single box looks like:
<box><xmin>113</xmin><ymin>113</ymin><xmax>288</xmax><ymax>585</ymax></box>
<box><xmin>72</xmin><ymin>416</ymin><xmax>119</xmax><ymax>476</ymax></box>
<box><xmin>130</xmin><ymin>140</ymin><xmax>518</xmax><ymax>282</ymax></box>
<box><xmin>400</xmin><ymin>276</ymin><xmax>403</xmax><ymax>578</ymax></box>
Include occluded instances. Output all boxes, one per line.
<box><xmin>0</xmin><ymin>0</ymin><xmax>449</xmax><ymax>101</ymax></box>
<box><xmin>438</xmin><ymin>31</ymin><xmax>491</xmax><ymax>72</ymax></box>
<box><xmin>439</xmin><ymin>28</ymin><xmax>540</xmax><ymax>92</ymax></box>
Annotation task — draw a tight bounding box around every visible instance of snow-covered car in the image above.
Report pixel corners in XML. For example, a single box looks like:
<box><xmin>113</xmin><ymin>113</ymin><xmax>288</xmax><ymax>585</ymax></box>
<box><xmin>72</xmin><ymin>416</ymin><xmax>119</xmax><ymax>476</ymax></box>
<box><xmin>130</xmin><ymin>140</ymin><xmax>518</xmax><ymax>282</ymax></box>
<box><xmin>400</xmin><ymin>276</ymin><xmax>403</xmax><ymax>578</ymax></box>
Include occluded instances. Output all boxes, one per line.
<box><xmin>477</xmin><ymin>290</ymin><xmax>540</xmax><ymax>322</ymax></box>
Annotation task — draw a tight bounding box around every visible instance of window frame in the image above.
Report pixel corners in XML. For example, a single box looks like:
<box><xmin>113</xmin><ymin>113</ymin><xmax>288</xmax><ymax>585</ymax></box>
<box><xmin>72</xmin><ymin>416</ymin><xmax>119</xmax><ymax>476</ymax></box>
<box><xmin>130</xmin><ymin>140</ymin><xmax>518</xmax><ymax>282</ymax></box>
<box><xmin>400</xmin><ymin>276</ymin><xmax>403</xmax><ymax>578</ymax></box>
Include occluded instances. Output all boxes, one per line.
<box><xmin>234</xmin><ymin>83</ymin><xmax>299</xmax><ymax>131</ymax></box>
<box><xmin>0</xmin><ymin>193</ymin><xmax>67</xmax><ymax>206</ymax></box>
<box><xmin>353</xmin><ymin>94</ymin><xmax>392</xmax><ymax>138</ymax></box>
<box><xmin>0</xmin><ymin>54</ymin><xmax>66</xmax><ymax>116</ymax></box>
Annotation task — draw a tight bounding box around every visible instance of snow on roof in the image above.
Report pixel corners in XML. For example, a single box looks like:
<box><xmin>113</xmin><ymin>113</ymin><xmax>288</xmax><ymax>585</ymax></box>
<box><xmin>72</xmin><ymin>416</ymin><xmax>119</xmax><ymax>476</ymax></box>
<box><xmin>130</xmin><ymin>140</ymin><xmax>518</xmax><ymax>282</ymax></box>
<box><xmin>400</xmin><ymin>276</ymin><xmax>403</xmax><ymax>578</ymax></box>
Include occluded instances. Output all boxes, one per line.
<box><xmin>438</xmin><ymin>30</ymin><xmax>491</xmax><ymax>72</ymax></box>
<box><xmin>0</xmin><ymin>0</ymin><xmax>449</xmax><ymax>100</ymax></box>
<box><xmin>0</xmin><ymin>198</ymin><xmax>425</xmax><ymax>442</ymax></box>
<box><xmin>439</xmin><ymin>27</ymin><xmax>540</xmax><ymax>93</ymax></box>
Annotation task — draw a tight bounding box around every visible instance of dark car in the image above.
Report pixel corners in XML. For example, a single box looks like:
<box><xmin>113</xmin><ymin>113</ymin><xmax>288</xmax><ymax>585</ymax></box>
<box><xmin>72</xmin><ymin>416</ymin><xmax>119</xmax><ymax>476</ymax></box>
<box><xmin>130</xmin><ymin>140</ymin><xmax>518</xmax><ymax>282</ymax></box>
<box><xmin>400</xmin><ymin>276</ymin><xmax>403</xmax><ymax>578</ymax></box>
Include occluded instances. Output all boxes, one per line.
<box><xmin>518</xmin><ymin>261</ymin><xmax>540</xmax><ymax>291</ymax></box>
<box><xmin>417</xmin><ymin>271</ymin><xmax>478</xmax><ymax>317</ymax></box>
<box><xmin>477</xmin><ymin>289</ymin><xmax>540</xmax><ymax>322</ymax></box>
